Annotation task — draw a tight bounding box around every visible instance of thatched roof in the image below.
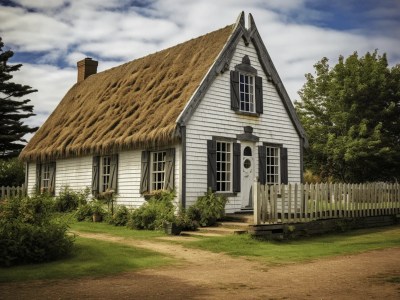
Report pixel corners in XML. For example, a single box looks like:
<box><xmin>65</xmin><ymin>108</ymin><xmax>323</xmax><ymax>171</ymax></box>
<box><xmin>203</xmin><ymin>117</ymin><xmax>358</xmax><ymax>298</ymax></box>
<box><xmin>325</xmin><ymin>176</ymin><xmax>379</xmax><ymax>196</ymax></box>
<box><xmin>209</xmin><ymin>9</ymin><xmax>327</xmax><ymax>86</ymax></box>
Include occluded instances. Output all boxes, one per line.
<box><xmin>20</xmin><ymin>25</ymin><xmax>234</xmax><ymax>161</ymax></box>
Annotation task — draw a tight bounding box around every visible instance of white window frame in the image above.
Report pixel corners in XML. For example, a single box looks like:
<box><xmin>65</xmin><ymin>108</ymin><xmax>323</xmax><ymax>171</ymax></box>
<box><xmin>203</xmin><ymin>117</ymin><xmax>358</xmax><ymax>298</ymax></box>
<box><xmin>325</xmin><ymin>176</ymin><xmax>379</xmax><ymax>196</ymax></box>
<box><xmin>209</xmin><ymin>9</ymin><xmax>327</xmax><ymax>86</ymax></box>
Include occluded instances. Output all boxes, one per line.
<box><xmin>266</xmin><ymin>146</ymin><xmax>280</xmax><ymax>185</ymax></box>
<box><xmin>216</xmin><ymin>141</ymin><xmax>232</xmax><ymax>192</ymax></box>
<box><xmin>100</xmin><ymin>156</ymin><xmax>111</xmax><ymax>192</ymax></box>
<box><xmin>41</xmin><ymin>164</ymin><xmax>51</xmax><ymax>193</ymax></box>
<box><xmin>150</xmin><ymin>151</ymin><xmax>166</xmax><ymax>191</ymax></box>
<box><xmin>239</xmin><ymin>72</ymin><xmax>255</xmax><ymax>113</ymax></box>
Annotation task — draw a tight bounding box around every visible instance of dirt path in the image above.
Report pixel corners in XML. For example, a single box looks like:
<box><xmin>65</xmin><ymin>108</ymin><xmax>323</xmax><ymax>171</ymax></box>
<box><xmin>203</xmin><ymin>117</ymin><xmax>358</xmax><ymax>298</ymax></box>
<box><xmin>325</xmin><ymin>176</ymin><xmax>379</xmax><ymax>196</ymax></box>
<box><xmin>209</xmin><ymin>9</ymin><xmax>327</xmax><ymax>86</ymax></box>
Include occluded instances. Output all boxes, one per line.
<box><xmin>1</xmin><ymin>232</ymin><xmax>399</xmax><ymax>300</ymax></box>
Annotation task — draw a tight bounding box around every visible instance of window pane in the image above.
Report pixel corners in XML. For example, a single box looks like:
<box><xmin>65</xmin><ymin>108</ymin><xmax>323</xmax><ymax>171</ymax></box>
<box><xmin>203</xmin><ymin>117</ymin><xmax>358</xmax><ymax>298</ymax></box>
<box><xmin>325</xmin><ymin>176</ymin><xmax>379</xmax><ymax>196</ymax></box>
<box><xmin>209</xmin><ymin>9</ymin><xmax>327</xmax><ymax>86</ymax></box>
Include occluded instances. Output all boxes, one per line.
<box><xmin>216</xmin><ymin>141</ymin><xmax>232</xmax><ymax>192</ymax></box>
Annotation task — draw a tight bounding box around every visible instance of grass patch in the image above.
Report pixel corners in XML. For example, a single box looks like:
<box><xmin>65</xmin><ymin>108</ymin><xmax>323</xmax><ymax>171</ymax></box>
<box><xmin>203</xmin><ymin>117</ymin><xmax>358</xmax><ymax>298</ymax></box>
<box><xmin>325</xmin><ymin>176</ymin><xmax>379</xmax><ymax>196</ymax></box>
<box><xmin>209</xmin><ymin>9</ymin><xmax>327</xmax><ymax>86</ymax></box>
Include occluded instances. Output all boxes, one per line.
<box><xmin>0</xmin><ymin>236</ymin><xmax>173</xmax><ymax>282</ymax></box>
<box><xmin>184</xmin><ymin>226</ymin><xmax>400</xmax><ymax>265</ymax></box>
<box><xmin>70</xmin><ymin>221</ymin><xmax>165</xmax><ymax>239</ymax></box>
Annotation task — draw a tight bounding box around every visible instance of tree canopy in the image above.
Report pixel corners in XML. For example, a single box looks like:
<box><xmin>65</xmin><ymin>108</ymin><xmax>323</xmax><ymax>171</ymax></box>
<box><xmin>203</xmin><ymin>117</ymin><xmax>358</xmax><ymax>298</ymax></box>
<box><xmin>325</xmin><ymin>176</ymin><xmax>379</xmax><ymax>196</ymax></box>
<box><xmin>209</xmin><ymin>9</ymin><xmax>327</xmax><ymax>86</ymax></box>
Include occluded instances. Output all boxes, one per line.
<box><xmin>295</xmin><ymin>51</ymin><xmax>400</xmax><ymax>183</ymax></box>
<box><xmin>0</xmin><ymin>37</ymin><xmax>38</xmax><ymax>158</ymax></box>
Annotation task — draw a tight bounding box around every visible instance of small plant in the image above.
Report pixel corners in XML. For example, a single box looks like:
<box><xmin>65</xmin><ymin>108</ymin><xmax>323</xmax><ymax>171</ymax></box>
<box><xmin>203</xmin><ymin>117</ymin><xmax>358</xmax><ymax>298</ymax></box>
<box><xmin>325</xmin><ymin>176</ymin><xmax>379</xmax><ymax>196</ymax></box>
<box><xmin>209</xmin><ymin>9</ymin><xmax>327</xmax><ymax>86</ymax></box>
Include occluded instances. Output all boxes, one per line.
<box><xmin>127</xmin><ymin>190</ymin><xmax>176</xmax><ymax>230</ymax></box>
<box><xmin>187</xmin><ymin>189</ymin><xmax>227</xmax><ymax>227</ymax></box>
<box><xmin>91</xmin><ymin>200</ymin><xmax>106</xmax><ymax>222</ymax></box>
<box><xmin>75</xmin><ymin>203</ymin><xmax>93</xmax><ymax>222</ymax></box>
<box><xmin>109</xmin><ymin>205</ymin><xmax>130</xmax><ymax>226</ymax></box>
<box><xmin>54</xmin><ymin>186</ymin><xmax>90</xmax><ymax>212</ymax></box>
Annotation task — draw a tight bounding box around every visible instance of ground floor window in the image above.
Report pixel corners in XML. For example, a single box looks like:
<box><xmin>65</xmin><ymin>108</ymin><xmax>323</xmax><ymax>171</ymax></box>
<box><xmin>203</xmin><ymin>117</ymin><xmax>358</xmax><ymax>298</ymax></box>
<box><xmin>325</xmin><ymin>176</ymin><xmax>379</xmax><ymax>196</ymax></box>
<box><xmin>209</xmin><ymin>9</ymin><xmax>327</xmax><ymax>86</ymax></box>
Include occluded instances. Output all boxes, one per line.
<box><xmin>101</xmin><ymin>156</ymin><xmax>111</xmax><ymax>192</ymax></box>
<box><xmin>216</xmin><ymin>141</ymin><xmax>232</xmax><ymax>192</ymax></box>
<box><xmin>36</xmin><ymin>162</ymin><xmax>56</xmax><ymax>195</ymax></box>
<box><xmin>150</xmin><ymin>151</ymin><xmax>166</xmax><ymax>191</ymax></box>
<box><xmin>92</xmin><ymin>154</ymin><xmax>118</xmax><ymax>196</ymax></box>
<box><xmin>266</xmin><ymin>146</ymin><xmax>280</xmax><ymax>184</ymax></box>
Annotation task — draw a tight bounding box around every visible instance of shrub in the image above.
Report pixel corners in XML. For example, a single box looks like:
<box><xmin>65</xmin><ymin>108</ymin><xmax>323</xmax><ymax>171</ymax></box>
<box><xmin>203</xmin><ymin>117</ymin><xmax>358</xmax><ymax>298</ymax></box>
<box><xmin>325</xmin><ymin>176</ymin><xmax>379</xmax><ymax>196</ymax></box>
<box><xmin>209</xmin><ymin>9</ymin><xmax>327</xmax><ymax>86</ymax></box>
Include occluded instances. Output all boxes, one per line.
<box><xmin>109</xmin><ymin>206</ymin><xmax>130</xmax><ymax>226</ymax></box>
<box><xmin>54</xmin><ymin>186</ymin><xmax>90</xmax><ymax>212</ymax></box>
<box><xmin>127</xmin><ymin>190</ymin><xmax>175</xmax><ymax>230</ymax></box>
<box><xmin>187</xmin><ymin>189</ymin><xmax>227</xmax><ymax>227</ymax></box>
<box><xmin>75</xmin><ymin>203</ymin><xmax>93</xmax><ymax>221</ymax></box>
<box><xmin>0</xmin><ymin>158</ymin><xmax>25</xmax><ymax>186</ymax></box>
<box><xmin>0</xmin><ymin>195</ymin><xmax>74</xmax><ymax>267</ymax></box>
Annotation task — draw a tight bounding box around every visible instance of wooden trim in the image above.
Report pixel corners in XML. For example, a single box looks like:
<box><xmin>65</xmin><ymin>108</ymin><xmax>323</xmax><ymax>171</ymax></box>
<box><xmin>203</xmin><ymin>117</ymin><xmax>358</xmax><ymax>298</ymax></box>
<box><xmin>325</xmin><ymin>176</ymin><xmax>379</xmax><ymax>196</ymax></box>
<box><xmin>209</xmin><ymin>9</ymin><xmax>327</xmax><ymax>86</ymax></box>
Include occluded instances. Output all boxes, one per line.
<box><xmin>212</xmin><ymin>136</ymin><xmax>237</xmax><ymax>142</ymax></box>
<box><xmin>234</xmin><ymin>111</ymin><xmax>260</xmax><ymax>117</ymax></box>
<box><xmin>263</xmin><ymin>142</ymin><xmax>283</xmax><ymax>147</ymax></box>
<box><xmin>181</xmin><ymin>126</ymin><xmax>186</xmax><ymax>208</ymax></box>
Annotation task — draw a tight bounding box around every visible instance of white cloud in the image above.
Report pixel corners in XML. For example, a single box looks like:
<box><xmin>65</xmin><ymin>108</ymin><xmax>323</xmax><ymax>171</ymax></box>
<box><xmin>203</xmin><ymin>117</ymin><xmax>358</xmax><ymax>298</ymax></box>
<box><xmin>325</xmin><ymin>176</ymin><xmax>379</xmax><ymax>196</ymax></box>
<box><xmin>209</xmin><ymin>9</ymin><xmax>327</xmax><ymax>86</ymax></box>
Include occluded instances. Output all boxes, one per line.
<box><xmin>1</xmin><ymin>0</ymin><xmax>399</xmax><ymax>142</ymax></box>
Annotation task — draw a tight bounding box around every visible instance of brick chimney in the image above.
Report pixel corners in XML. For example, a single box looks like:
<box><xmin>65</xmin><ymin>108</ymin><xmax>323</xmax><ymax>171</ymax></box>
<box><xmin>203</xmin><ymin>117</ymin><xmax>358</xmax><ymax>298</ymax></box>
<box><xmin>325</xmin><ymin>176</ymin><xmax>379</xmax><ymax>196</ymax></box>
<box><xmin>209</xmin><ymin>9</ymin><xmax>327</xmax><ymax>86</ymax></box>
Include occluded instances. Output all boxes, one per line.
<box><xmin>77</xmin><ymin>57</ymin><xmax>98</xmax><ymax>83</ymax></box>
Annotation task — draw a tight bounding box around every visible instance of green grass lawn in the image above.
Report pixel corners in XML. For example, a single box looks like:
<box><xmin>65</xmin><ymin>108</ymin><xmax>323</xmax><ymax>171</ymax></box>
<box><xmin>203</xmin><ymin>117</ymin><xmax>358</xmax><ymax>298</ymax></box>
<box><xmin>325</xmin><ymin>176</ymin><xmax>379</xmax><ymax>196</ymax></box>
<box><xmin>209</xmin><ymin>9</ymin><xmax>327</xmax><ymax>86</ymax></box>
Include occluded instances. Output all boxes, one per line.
<box><xmin>70</xmin><ymin>220</ymin><xmax>165</xmax><ymax>239</ymax></box>
<box><xmin>183</xmin><ymin>226</ymin><xmax>400</xmax><ymax>265</ymax></box>
<box><xmin>0</xmin><ymin>236</ymin><xmax>174</xmax><ymax>283</ymax></box>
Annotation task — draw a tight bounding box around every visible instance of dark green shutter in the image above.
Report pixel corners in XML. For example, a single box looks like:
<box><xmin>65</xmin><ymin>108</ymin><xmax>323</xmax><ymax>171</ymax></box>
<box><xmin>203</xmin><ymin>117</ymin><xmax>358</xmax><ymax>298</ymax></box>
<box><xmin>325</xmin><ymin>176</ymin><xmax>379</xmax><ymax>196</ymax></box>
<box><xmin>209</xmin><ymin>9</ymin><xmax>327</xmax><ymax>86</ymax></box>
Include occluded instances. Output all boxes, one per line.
<box><xmin>207</xmin><ymin>140</ymin><xmax>217</xmax><ymax>192</ymax></box>
<box><xmin>36</xmin><ymin>162</ymin><xmax>41</xmax><ymax>193</ymax></box>
<box><xmin>280</xmin><ymin>147</ymin><xmax>288</xmax><ymax>184</ymax></box>
<box><xmin>255</xmin><ymin>76</ymin><xmax>263</xmax><ymax>114</ymax></box>
<box><xmin>232</xmin><ymin>142</ymin><xmax>241</xmax><ymax>192</ymax></box>
<box><xmin>164</xmin><ymin>148</ymin><xmax>175</xmax><ymax>190</ymax></box>
<box><xmin>258</xmin><ymin>146</ymin><xmax>266</xmax><ymax>185</ymax></box>
<box><xmin>230</xmin><ymin>71</ymin><xmax>240</xmax><ymax>111</ymax></box>
<box><xmin>92</xmin><ymin>156</ymin><xmax>100</xmax><ymax>196</ymax></box>
<box><xmin>49</xmin><ymin>162</ymin><xmax>56</xmax><ymax>196</ymax></box>
<box><xmin>140</xmin><ymin>151</ymin><xmax>150</xmax><ymax>193</ymax></box>
<box><xmin>110</xmin><ymin>154</ymin><xmax>118</xmax><ymax>192</ymax></box>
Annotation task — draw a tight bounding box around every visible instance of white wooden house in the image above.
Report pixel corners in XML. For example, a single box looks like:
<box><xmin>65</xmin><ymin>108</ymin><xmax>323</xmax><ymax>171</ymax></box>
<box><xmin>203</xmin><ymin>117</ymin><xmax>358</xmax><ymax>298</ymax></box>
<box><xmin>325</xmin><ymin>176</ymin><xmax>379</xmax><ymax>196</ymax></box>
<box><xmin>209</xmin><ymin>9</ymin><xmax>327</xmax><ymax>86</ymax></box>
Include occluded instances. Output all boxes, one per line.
<box><xmin>20</xmin><ymin>12</ymin><xmax>308</xmax><ymax>213</ymax></box>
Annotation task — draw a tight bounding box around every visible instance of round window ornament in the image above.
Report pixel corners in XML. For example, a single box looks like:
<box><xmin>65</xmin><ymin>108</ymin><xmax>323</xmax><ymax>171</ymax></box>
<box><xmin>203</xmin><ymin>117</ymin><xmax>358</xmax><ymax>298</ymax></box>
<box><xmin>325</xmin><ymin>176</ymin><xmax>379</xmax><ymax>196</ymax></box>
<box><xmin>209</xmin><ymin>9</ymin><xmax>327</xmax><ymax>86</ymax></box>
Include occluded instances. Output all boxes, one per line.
<box><xmin>244</xmin><ymin>159</ymin><xmax>251</xmax><ymax>169</ymax></box>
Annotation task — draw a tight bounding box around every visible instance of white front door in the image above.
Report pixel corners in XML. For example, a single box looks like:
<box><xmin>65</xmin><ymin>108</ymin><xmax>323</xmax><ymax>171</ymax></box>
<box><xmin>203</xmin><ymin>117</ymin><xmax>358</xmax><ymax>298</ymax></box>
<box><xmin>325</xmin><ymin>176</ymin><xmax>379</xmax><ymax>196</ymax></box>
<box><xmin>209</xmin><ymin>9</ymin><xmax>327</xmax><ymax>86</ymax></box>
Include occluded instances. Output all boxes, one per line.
<box><xmin>241</xmin><ymin>142</ymin><xmax>255</xmax><ymax>209</ymax></box>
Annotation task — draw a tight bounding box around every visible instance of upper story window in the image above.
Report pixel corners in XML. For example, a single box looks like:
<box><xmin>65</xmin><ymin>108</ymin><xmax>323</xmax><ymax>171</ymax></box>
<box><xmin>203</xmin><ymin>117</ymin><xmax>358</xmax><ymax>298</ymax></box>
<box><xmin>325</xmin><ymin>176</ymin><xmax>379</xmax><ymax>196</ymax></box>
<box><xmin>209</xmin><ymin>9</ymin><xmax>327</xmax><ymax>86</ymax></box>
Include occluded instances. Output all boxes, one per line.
<box><xmin>239</xmin><ymin>73</ymin><xmax>255</xmax><ymax>112</ymax></box>
<box><xmin>230</xmin><ymin>55</ymin><xmax>263</xmax><ymax>115</ymax></box>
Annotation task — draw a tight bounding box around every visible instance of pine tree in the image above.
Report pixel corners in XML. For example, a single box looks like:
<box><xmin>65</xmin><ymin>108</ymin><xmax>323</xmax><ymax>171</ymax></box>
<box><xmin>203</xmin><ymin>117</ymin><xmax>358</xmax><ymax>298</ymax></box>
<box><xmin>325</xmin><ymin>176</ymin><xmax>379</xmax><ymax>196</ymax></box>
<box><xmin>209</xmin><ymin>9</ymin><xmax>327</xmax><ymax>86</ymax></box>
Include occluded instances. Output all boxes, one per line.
<box><xmin>295</xmin><ymin>51</ymin><xmax>400</xmax><ymax>182</ymax></box>
<box><xmin>0</xmin><ymin>37</ymin><xmax>38</xmax><ymax>158</ymax></box>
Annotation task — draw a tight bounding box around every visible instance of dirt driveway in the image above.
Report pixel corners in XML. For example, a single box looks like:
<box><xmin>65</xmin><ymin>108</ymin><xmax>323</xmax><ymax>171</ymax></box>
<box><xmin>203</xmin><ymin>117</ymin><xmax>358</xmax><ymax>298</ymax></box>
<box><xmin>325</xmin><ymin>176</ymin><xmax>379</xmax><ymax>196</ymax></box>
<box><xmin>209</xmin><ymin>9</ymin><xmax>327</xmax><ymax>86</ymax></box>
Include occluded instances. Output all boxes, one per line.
<box><xmin>1</xmin><ymin>232</ymin><xmax>399</xmax><ymax>300</ymax></box>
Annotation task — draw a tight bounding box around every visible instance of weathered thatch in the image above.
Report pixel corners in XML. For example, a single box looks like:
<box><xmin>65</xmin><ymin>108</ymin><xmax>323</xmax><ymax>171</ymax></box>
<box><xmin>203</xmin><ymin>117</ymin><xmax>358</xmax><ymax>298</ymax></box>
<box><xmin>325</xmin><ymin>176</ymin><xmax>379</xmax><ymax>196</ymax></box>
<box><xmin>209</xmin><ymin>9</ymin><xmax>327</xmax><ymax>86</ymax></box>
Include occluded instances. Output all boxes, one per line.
<box><xmin>20</xmin><ymin>25</ymin><xmax>234</xmax><ymax>161</ymax></box>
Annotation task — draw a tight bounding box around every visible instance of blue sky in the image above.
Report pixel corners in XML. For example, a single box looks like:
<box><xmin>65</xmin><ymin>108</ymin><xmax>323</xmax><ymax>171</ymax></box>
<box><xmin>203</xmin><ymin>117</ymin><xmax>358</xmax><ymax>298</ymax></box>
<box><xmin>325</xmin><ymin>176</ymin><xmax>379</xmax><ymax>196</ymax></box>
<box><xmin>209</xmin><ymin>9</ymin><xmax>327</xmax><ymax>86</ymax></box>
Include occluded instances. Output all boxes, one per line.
<box><xmin>1</xmin><ymin>0</ymin><xmax>399</xmax><ymax>135</ymax></box>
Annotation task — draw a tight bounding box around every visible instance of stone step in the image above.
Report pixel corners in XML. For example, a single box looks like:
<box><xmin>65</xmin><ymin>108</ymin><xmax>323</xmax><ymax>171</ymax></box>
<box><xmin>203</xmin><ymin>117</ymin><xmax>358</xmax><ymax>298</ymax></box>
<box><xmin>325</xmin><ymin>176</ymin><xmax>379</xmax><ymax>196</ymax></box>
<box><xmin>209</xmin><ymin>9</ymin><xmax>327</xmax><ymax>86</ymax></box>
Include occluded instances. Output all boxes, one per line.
<box><xmin>224</xmin><ymin>213</ymin><xmax>254</xmax><ymax>224</ymax></box>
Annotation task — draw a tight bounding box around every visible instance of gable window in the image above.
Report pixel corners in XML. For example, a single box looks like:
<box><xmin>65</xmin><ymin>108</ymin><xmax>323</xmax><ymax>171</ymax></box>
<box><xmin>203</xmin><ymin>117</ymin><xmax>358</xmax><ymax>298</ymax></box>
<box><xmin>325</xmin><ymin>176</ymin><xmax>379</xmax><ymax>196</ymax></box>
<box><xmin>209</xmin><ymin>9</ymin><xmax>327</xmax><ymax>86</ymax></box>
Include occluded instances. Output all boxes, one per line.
<box><xmin>231</xmin><ymin>55</ymin><xmax>263</xmax><ymax>115</ymax></box>
<box><xmin>36</xmin><ymin>162</ymin><xmax>56</xmax><ymax>195</ymax></box>
<box><xmin>239</xmin><ymin>73</ymin><xmax>255</xmax><ymax>113</ymax></box>
<box><xmin>151</xmin><ymin>151</ymin><xmax>166</xmax><ymax>190</ymax></box>
<box><xmin>92</xmin><ymin>154</ymin><xmax>118</xmax><ymax>196</ymax></box>
<box><xmin>258</xmin><ymin>144</ymin><xmax>288</xmax><ymax>185</ymax></box>
<box><xmin>207</xmin><ymin>139</ymin><xmax>241</xmax><ymax>194</ymax></box>
<box><xmin>140</xmin><ymin>149</ymin><xmax>175</xmax><ymax>193</ymax></box>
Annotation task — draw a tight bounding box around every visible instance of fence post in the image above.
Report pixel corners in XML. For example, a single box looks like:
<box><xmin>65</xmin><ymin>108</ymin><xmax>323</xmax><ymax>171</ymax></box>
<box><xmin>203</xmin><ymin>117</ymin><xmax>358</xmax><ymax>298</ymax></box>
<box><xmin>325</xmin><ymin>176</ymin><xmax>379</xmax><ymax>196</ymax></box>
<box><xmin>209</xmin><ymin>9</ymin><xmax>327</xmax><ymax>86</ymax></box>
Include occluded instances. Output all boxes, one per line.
<box><xmin>253</xmin><ymin>181</ymin><xmax>260</xmax><ymax>225</ymax></box>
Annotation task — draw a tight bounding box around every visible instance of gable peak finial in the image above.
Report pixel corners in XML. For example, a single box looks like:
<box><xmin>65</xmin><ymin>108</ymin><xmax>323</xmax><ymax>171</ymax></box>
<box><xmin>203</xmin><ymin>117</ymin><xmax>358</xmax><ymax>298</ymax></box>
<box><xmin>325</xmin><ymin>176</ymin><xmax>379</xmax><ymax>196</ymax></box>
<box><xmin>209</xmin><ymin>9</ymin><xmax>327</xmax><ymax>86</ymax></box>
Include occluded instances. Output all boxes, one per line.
<box><xmin>236</xmin><ymin>11</ymin><xmax>245</xmax><ymax>27</ymax></box>
<box><xmin>248</xmin><ymin>13</ymin><xmax>256</xmax><ymax>30</ymax></box>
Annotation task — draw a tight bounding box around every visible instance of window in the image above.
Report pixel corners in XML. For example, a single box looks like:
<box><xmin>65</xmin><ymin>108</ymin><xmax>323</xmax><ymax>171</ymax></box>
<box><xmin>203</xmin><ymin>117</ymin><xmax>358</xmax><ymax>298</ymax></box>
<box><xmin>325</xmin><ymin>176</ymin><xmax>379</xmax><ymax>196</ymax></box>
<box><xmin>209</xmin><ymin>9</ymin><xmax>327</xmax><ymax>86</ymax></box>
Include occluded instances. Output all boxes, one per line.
<box><xmin>36</xmin><ymin>162</ymin><xmax>56</xmax><ymax>195</ymax></box>
<box><xmin>259</xmin><ymin>145</ymin><xmax>288</xmax><ymax>185</ymax></box>
<box><xmin>216</xmin><ymin>141</ymin><xmax>232</xmax><ymax>192</ymax></box>
<box><xmin>230</xmin><ymin>55</ymin><xmax>263</xmax><ymax>114</ymax></box>
<box><xmin>266</xmin><ymin>146</ymin><xmax>280</xmax><ymax>184</ymax></box>
<box><xmin>41</xmin><ymin>164</ymin><xmax>51</xmax><ymax>193</ymax></box>
<box><xmin>140</xmin><ymin>149</ymin><xmax>175</xmax><ymax>194</ymax></box>
<box><xmin>92</xmin><ymin>155</ymin><xmax>118</xmax><ymax>196</ymax></box>
<box><xmin>239</xmin><ymin>73</ymin><xmax>255</xmax><ymax>112</ymax></box>
<box><xmin>101</xmin><ymin>156</ymin><xmax>111</xmax><ymax>192</ymax></box>
<box><xmin>151</xmin><ymin>151</ymin><xmax>166</xmax><ymax>191</ymax></box>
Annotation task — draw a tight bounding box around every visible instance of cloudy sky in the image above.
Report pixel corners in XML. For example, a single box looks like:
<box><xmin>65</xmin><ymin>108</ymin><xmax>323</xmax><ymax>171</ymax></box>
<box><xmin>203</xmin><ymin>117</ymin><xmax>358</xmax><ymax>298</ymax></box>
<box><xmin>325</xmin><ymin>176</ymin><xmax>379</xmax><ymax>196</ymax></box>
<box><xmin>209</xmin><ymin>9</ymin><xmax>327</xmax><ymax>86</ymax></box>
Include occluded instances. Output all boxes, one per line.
<box><xmin>1</xmin><ymin>0</ymin><xmax>400</xmax><ymax>137</ymax></box>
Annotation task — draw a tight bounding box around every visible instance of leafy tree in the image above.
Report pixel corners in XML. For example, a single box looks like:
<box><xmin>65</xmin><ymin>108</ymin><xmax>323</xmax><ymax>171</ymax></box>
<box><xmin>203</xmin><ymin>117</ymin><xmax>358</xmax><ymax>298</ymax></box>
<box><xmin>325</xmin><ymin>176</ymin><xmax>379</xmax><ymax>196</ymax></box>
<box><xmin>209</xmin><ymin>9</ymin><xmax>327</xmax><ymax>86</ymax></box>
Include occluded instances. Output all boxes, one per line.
<box><xmin>0</xmin><ymin>157</ymin><xmax>25</xmax><ymax>186</ymax></box>
<box><xmin>295</xmin><ymin>51</ymin><xmax>400</xmax><ymax>182</ymax></box>
<box><xmin>0</xmin><ymin>37</ymin><xmax>38</xmax><ymax>158</ymax></box>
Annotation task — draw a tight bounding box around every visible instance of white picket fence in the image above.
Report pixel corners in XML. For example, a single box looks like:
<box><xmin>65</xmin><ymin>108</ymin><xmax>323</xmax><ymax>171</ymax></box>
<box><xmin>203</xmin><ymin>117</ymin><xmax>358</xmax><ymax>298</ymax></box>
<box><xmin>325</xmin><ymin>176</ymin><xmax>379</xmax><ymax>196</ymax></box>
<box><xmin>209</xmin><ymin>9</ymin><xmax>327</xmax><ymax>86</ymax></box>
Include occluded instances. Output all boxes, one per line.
<box><xmin>0</xmin><ymin>184</ymin><xmax>27</xmax><ymax>200</ymax></box>
<box><xmin>253</xmin><ymin>182</ymin><xmax>400</xmax><ymax>225</ymax></box>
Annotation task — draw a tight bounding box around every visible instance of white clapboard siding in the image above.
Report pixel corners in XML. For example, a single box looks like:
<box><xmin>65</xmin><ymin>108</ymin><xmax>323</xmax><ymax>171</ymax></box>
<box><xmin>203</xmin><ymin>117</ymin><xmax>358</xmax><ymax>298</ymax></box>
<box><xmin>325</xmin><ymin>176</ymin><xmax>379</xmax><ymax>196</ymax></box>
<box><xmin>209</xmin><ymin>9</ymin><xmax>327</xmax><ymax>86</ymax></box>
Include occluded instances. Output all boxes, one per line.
<box><xmin>27</xmin><ymin>162</ymin><xmax>37</xmax><ymax>196</ymax></box>
<box><xmin>117</xmin><ymin>145</ymin><xmax>181</xmax><ymax>208</ymax></box>
<box><xmin>185</xmin><ymin>38</ymin><xmax>301</xmax><ymax>213</ymax></box>
<box><xmin>55</xmin><ymin>156</ymin><xmax>93</xmax><ymax>195</ymax></box>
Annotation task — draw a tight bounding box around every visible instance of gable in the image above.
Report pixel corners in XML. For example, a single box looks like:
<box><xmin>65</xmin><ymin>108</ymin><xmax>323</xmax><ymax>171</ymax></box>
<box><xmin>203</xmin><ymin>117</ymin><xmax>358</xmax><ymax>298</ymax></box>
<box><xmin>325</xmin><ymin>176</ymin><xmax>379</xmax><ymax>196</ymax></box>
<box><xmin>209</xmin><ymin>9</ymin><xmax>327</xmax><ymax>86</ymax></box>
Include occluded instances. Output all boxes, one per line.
<box><xmin>20</xmin><ymin>25</ymin><xmax>234</xmax><ymax>162</ymax></box>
